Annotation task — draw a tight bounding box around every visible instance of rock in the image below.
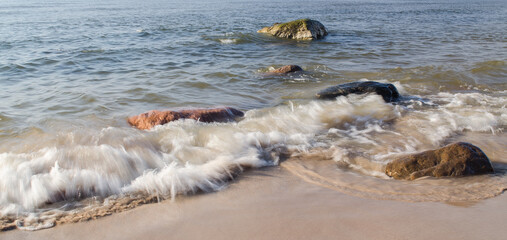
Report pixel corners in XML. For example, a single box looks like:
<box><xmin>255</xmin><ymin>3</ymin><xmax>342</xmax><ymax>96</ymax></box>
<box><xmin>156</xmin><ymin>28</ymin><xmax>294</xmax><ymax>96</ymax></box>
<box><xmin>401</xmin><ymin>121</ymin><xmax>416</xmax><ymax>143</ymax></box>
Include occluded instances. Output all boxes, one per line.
<box><xmin>128</xmin><ymin>107</ymin><xmax>244</xmax><ymax>130</ymax></box>
<box><xmin>258</xmin><ymin>19</ymin><xmax>328</xmax><ymax>40</ymax></box>
<box><xmin>269</xmin><ymin>65</ymin><xmax>303</xmax><ymax>74</ymax></box>
<box><xmin>316</xmin><ymin>81</ymin><xmax>400</xmax><ymax>102</ymax></box>
<box><xmin>385</xmin><ymin>142</ymin><xmax>494</xmax><ymax>180</ymax></box>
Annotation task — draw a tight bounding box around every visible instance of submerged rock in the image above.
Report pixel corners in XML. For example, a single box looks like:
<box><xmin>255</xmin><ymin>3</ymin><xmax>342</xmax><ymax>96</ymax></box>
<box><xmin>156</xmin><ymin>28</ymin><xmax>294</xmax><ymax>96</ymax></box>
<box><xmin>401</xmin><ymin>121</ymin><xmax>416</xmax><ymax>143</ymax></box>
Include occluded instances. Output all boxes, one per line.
<box><xmin>385</xmin><ymin>142</ymin><xmax>494</xmax><ymax>180</ymax></box>
<box><xmin>128</xmin><ymin>107</ymin><xmax>244</xmax><ymax>130</ymax></box>
<box><xmin>258</xmin><ymin>19</ymin><xmax>328</xmax><ymax>40</ymax></box>
<box><xmin>316</xmin><ymin>81</ymin><xmax>400</xmax><ymax>102</ymax></box>
<box><xmin>269</xmin><ymin>65</ymin><xmax>303</xmax><ymax>74</ymax></box>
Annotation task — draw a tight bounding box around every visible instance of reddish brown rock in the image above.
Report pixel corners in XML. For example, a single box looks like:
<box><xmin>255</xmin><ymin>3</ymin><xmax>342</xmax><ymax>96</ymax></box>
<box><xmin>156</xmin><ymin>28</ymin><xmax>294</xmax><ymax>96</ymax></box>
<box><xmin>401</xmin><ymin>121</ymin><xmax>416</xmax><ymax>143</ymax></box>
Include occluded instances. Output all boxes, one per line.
<box><xmin>128</xmin><ymin>107</ymin><xmax>244</xmax><ymax>130</ymax></box>
<box><xmin>269</xmin><ymin>65</ymin><xmax>303</xmax><ymax>74</ymax></box>
<box><xmin>385</xmin><ymin>142</ymin><xmax>494</xmax><ymax>180</ymax></box>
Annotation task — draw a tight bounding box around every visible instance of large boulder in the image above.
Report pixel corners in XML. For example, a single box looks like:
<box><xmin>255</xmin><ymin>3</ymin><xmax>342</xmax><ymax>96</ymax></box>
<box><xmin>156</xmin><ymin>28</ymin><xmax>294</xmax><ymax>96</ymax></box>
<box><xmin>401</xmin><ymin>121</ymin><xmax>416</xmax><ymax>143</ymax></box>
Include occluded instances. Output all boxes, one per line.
<box><xmin>385</xmin><ymin>142</ymin><xmax>494</xmax><ymax>180</ymax></box>
<box><xmin>269</xmin><ymin>65</ymin><xmax>303</xmax><ymax>74</ymax></box>
<box><xmin>128</xmin><ymin>107</ymin><xmax>244</xmax><ymax>130</ymax></box>
<box><xmin>258</xmin><ymin>19</ymin><xmax>328</xmax><ymax>40</ymax></box>
<box><xmin>316</xmin><ymin>81</ymin><xmax>400</xmax><ymax>102</ymax></box>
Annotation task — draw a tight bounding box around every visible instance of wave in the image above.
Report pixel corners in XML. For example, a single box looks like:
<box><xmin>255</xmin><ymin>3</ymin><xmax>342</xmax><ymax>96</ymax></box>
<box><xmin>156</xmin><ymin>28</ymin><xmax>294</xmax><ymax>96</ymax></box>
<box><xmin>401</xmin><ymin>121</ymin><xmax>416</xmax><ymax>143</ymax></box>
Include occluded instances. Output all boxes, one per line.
<box><xmin>0</xmin><ymin>95</ymin><xmax>391</xmax><ymax>212</ymax></box>
<box><xmin>0</xmin><ymin>85</ymin><xmax>506</xmax><ymax>230</ymax></box>
<box><xmin>282</xmin><ymin>157</ymin><xmax>507</xmax><ymax>203</ymax></box>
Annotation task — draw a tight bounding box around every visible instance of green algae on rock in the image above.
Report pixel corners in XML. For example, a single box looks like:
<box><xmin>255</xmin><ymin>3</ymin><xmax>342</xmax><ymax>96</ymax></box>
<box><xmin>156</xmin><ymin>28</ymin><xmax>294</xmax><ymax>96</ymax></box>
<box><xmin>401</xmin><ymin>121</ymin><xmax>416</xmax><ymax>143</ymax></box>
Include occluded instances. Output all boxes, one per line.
<box><xmin>385</xmin><ymin>142</ymin><xmax>495</xmax><ymax>180</ymax></box>
<box><xmin>258</xmin><ymin>19</ymin><xmax>328</xmax><ymax>40</ymax></box>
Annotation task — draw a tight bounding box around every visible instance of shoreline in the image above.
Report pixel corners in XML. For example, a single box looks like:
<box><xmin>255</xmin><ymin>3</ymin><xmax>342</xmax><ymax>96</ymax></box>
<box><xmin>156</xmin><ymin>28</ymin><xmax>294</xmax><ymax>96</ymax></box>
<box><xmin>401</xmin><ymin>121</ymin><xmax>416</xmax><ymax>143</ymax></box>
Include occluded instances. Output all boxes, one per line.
<box><xmin>3</xmin><ymin>162</ymin><xmax>507</xmax><ymax>240</ymax></box>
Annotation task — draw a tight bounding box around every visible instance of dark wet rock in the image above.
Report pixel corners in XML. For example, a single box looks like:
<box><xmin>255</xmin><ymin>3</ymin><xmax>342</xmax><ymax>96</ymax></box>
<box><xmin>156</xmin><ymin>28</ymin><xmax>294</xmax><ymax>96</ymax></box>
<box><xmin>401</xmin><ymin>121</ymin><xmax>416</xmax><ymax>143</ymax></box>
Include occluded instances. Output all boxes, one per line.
<box><xmin>128</xmin><ymin>107</ymin><xmax>244</xmax><ymax>130</ymax></box>
<box><xmin>269</xmin><ymin>65</ymin><xmax>303</xmax><ymax>74</ymax></box>
<box><xmin>316</xmin><ymin>81</ymin><xmax>400</xmax><ymax>102</ymax></box>
<box><xmin>258</xmin><ymin>19</ymin><xmax>328</xmax><ymax>40</ymax></box>
<box><xmin>385</xmin><ymin>142</ymin><xmax>495</xmax><ymax>180</ymax></box>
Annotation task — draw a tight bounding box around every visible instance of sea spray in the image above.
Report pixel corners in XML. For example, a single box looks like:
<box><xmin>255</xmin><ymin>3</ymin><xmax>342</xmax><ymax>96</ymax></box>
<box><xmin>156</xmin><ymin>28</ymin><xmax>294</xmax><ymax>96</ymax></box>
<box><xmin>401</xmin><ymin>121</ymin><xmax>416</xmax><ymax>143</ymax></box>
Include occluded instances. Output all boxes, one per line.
<box><xmin>1</xmin><ymin>89</ymin><xmax>506</xmax><ymax>230</ymax></box>
<box><xmin>0</xmin><ymin>95</ymin><xmax>395</xmax><ymax>216</ymax></box>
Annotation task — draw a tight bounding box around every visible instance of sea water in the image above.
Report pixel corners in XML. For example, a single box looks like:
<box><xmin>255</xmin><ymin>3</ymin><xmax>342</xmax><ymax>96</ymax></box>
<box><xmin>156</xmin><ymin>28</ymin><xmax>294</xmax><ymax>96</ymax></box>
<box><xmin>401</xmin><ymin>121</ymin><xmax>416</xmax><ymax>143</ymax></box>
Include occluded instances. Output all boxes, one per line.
<box><xmin>0</xmin><ymin>0</ymin><xmax>506</xmax><ymax>230</ymax></box>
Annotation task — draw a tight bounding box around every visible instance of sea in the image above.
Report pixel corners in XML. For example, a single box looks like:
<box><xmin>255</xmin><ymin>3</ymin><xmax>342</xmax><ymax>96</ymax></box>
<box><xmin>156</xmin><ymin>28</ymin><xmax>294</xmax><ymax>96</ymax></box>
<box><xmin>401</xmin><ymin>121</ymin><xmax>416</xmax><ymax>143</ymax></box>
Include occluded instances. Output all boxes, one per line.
<box><xmin>0</xmin><ymin>0</ymin><xmax>506</xmax><ymax>230</ymax></box>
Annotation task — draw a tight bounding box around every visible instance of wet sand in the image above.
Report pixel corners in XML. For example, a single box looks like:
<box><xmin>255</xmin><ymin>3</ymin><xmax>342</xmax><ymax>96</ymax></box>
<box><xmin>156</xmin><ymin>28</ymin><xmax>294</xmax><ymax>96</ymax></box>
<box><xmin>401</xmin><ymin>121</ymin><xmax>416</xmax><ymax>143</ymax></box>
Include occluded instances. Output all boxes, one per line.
<box><xmin>3</xmin><ymin>161</ymin><xmax>507</xmax><ymax>240</ymax></box>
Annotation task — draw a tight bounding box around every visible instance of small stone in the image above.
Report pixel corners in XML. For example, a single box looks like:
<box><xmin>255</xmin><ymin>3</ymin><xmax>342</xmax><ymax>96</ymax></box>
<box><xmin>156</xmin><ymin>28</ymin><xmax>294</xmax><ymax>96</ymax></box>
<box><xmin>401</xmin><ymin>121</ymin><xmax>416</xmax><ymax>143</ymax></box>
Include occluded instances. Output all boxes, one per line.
<box><xmin>385</xmin><ymin>142</ymin><xmax>495</xmax><ymax>180</ymax></box>
<box><xmin>316</xmin><ymin>81</ymin><xmax>400</xmax><ymax>102</ymax></box>
<box><xmin>269</xmin><ymin>65</ymin><xmax>303</xmax><ymax>74</ymax></box>
<box><xmin>128</xmin><ymin>107</ymin><xmax>244</xmax><ymax>130</ymax></box>
<box><xmin>258</xmin><ymin>19</ymin><xmax>328</xmax><ymax>40</ymax></box>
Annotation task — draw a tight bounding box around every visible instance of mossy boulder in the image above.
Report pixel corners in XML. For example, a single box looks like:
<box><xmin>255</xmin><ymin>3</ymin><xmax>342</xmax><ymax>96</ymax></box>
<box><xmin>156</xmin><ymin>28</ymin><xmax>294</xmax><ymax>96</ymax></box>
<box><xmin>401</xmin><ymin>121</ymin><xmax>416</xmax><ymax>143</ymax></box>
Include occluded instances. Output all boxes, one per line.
<box><xmin>316</xmin><ymin>81</ymin><xmax>400</xmax><ymax>103</ymax></box>
<box><xmin>385</xmin><ymin>142</ymin><xmax>494</xmax><ymax>180</ymax></box>
<box><xmin>258</xmin><ymin>19</ymin><xmax>328</xmax><ymax>40</ymax></box>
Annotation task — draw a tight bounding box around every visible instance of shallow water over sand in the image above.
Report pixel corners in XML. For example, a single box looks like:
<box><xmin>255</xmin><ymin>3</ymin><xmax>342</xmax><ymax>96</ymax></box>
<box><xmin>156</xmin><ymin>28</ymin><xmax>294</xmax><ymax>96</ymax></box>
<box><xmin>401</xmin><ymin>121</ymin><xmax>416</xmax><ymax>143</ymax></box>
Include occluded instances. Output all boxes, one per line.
<box><xmin>0</xmin><ymin>0</ymin><xmax>506</xmax><ymax>230</ymax></box>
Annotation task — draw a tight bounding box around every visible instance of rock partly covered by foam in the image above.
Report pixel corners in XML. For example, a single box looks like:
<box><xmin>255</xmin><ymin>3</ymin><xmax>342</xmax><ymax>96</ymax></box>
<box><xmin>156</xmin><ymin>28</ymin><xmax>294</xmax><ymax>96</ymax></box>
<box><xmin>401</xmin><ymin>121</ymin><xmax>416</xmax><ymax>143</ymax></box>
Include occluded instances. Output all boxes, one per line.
<box><xmin>269</xmin><ymin>65</ymin><xmax>303</xmax><ymax>74</ymax></box>
<box><xmin>128</xmin><ymin>107</ymin><xmax>244</xmax><ymax>130</ymax></box>
<box><xmin>386</xmin><ymin>142</ymin><xmax>494</xmax><ymax>180</ymax></box>
<box><xmin>316</xmin><ymin>81</ymin><xmax>400</xmax><ymax>102</ymax></box>
<box><xmin>258</xmin><ymin>19</ymin><xmax>328</xmax><ymax>40</ymax></box>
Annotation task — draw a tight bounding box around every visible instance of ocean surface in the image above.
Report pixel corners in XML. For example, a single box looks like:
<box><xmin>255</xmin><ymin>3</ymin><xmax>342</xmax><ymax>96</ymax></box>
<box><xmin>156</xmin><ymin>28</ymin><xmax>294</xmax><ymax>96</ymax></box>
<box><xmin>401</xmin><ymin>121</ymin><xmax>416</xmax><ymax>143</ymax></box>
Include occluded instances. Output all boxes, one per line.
<box><xmin>1</xmin><ymin>0</ymin><xmax>506</xmax><ymax>230</ymax></box>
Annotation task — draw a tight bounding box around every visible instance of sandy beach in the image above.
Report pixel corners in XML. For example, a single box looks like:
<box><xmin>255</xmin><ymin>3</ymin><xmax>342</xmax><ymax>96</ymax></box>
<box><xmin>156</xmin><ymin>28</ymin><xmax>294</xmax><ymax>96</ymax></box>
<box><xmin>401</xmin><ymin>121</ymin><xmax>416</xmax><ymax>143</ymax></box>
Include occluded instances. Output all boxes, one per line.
<box><xmin>3</xmin><ymin>159</ymin><xmax>506</xmax><ymax>240</ymax></box>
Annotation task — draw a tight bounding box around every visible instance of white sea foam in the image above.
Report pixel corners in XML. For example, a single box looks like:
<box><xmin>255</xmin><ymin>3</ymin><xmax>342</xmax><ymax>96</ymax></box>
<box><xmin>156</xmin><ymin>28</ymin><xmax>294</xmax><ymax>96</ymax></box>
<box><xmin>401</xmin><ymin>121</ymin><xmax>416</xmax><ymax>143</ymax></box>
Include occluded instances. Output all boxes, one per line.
<box><xmin>219</xmin><ymin>39</ymin><xmax>237</xmax><ymax>44</ymax></box>
<box><xmin>327</xmin><ymin>90</ymin><xmax>506</xmax><ymax>176</ymax></box>
<box><xmin>0</xmin><ymin>89</ymin><xmax>505</xmax><ymax>220</ymax></box>
<box><xmin>0</xmin><ymin>94</ymin><xmax>395</xmax><ymax>216</ymax></box>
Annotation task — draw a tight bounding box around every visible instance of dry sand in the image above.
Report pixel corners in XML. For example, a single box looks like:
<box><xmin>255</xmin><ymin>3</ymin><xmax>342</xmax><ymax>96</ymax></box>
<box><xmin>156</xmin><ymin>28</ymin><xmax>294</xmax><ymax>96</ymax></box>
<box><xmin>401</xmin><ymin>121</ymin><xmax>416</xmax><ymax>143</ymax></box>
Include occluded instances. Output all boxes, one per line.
<box><xmin>3</xmin><ymin>161</ymin><xmax>507</xmax><ymax>240</ymax></box>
